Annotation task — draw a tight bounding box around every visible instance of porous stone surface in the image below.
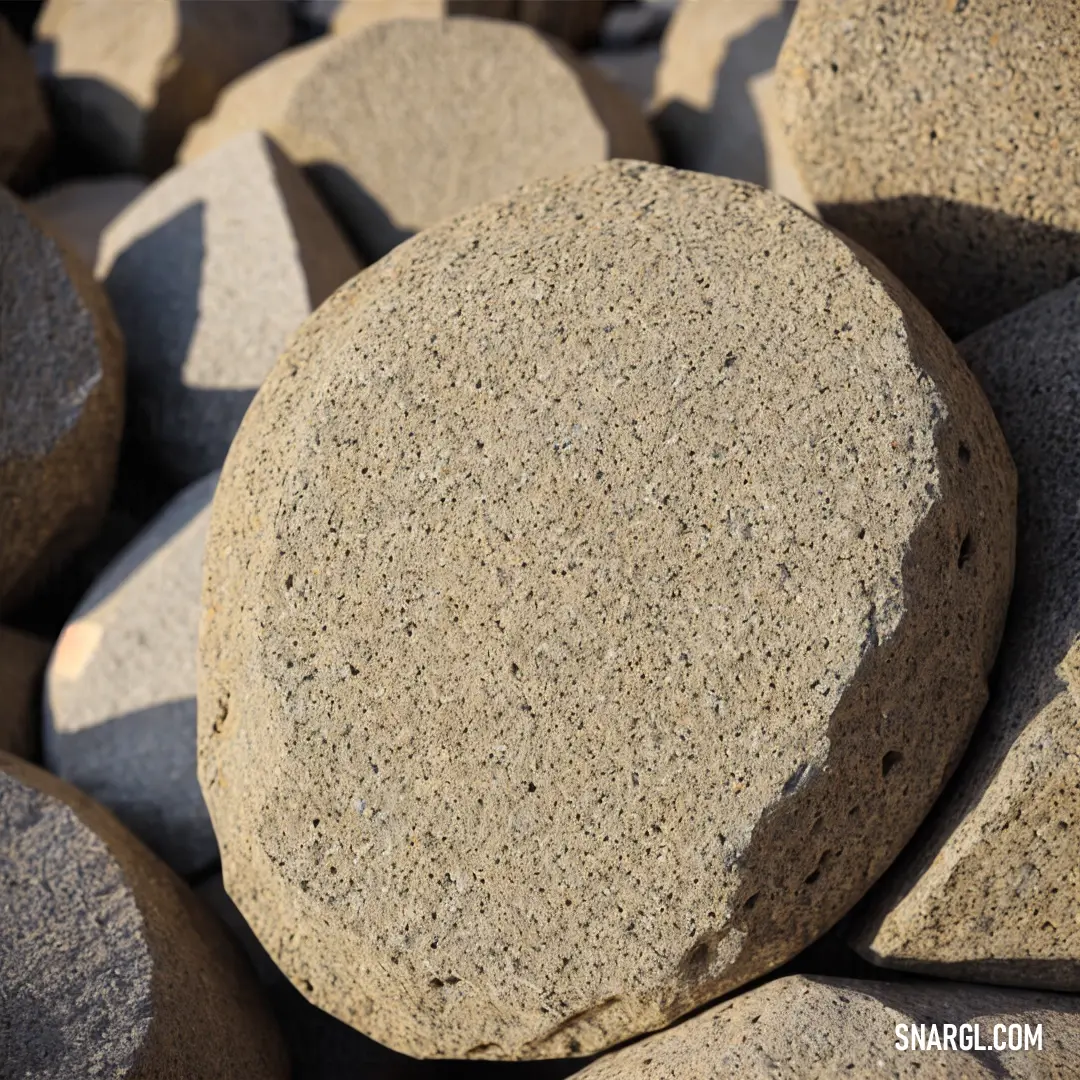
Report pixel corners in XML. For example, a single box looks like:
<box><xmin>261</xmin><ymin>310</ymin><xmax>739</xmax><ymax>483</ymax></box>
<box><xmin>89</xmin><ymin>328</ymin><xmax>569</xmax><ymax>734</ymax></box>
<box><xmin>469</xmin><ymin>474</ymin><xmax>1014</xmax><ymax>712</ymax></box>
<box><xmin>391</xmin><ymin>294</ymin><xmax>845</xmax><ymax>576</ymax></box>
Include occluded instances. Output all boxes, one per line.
<box><xmin>97</xmin><ymin>130</ymin><xmax>361</xmax><ymax>484</ymax></box>
<box><xmin>44</xmin><ymin>473</ymin><xmax>219</xmax><ymax>877</ymax></box>
<box><xmin>31</xmin><ymin>176</ymin><xmax>148</xmax><ymax>269</ymax></box>
<box><xmin>0</xmin><ymin>186</ymin><xmax>124</xmax><ymax>614</ymax></box>
<box><xmin>652</xmin><ymin>0</ymin><xmax>814</xmax><ymax>213</ymax></box>
<box><xmin>34</xmin><ymin>0</ymin><xmax>292</xmax><ymax>175</ymax></box>
<box><xmin>0</xmin><ymin>752</ymin><xmax>288</xmax><ymax>1078</ymax></box>
<box><xmin>179</xmin><ymin>18</ymin><xmax>659</xmax><ymax>260</ymax></box>
<box><xmin>198</xmin><ymin>160</ymin><xmax>1016</xmax><ymax>1059</ymax></box>
<box><xmin>333</xmin><ymin>1</ymin><xmax>608</xmax><ymax>49</ymax></box>
<box><xmin>0</xmin><ymin>16</ymin><xmax>52</xmax><ymax>189</ymax></box>
<box><xmin>851</xmin><ymin>279</ymin><xmax>1080</xmax><ymax>990</ymax></box>
<box><xmin>775</xmin><ymin>0</ymin><xmax>1080</xmax><ymax>339</ymax></box>
<box><xmin>569</xmin><ymin>974</ymin><xmax>1080</xmax><ymax>1079</ymax></box>
<box><xmin>0</xmin><ymin>626</ymin><xmax>51</xmax><ymax>759</ymax></box>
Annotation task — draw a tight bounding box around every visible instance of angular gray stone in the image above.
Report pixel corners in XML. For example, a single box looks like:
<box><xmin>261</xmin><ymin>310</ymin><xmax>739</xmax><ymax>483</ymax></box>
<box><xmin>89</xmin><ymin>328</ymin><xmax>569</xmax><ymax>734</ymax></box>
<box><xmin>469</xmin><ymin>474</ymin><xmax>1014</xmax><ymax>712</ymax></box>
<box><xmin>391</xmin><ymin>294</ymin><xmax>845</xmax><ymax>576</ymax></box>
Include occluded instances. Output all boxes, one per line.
<box><xmin>850</xmin><ymin>279</ymin><xmax>1080</xmax><ymax>990</ymax></box>
<box><xmin>97</xmin><ymin>130</ymin><xmax>361</xmax><ymax>484</ymax></box>
<box><xmin>775</xmin><ymin>0</ymin><xmax>1080</xmax><ymax>338</ymax></box>
<box><xmin>198</xmin><ymin>161</ymin><xmax>1016</xmax><ymax>1059</ymax></box>
<box><xmin>44</xmin><ymin>473</ymin><xmax>218</xmax><ymax>877</ymax></box>
<box><xmin>570</xmin><ymin>974</ymin><xmax>1080</xmax><ymax>1078</ymax></box>
<box><xmin>0</xmin><ymin>752</ymin><xmax>289</xmax><ymax>1079</ymax></box>
<box><xmin>0</xmin><ymin>626</ymin><xmax>50</xmax><ymax>759</ymax></box>
<box><xmin>31</xmin><ymin>176</ymin><xmax>148</xmax><ymax>269</ymax></box>
<box><xmin>179</xmin><ymin>17</ymin><xmax>659</xmax><ymax>261</ymax></box>
<box><xmin>0</xmin><ymin>186</ymin><xmax>124</xmax><ymax>614</ymax></box>
<box><xmin>0</xmin><ymin>15</ymin><xmax>51</xmax><ymax>188</ymax></box>
<box><xmin>34</xmin><ymin>0</ymin><xmax>292</xmax><ymax>174</ymax></box>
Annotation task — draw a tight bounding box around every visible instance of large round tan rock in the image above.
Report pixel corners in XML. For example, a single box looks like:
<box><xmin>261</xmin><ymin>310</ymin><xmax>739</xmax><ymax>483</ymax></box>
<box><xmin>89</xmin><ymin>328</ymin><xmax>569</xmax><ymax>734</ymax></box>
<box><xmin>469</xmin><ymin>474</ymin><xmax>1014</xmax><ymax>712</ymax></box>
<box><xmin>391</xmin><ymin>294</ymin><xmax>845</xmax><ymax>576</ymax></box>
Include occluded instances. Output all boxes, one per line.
<box><xmin>34</xmin><ymin>0</ymin><xmax>292</xmax><ymax>175</ymax></box>
<box><xmin>0</xmin><ymin>186</ymin><xmax>124</xmax><ymax>614</ymax></box>
<box><xmin>98</xmin><ymin>130</ymin><xmax>361</xmax><ymax>484</ymax></box>
<box><xmin>0</xmin><ymin>752</ymin><xmax>288</xmax><ymax>1078</ymax></box>
<box><xmin>0</xmin><ymin>16</ymin><xmax>52</xmax><ymax>189</ymax></box>
<box><xmin>197</xmin><ymin>161</ymin><xmax>1016</xmax><ymax>1060</ymax></box>
<box><xmin>0</xmin><ymin>626</ymin><xmax>51</xmax><ymax>758</ymax></box>
<box><xmin>179</xmin><ymin>17</ymin><xmax>659</xmax><ymax>260</ymax></box>
<box><xmin>31</xmin><ymin>176</ymin><xmax>148</xmax><ymax>269</ymax></box>
<box><xmin>775</xmin><ymin>0</ymin><xmax>1080</xmax><ymax>339</ymax></box>
<box><xmin>850</xmin><ymin>278</ymin><xmax>1080</xmax><ymax>990</ymax></box>
<box><xmin>570</xmin><ymin>974</ymin><xmax>1080</xmax><ymax>1079</ymax></box>
<box><xmin>332</xmin><ymin>0</ymin><xmax>607</xmax><ymax>48</ymax></box>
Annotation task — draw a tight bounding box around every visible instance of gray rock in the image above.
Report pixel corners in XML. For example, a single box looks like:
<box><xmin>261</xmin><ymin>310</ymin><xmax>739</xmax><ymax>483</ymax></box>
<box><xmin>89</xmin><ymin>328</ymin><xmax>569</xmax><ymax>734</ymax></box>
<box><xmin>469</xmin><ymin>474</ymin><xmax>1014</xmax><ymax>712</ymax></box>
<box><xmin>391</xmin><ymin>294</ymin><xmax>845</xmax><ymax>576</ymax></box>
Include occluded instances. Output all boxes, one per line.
<box><xmin>97</xmin><ymin>131</ymin><xmax>361</xmax><ymax>484</ymax></box>
<box><xmin>0</xmin><ymin>626</ymin><xmax>51</xmax><ymax>758</ymax></box>
<box><xmin>197</xmin><ymin>161</ymin><xmax>1015</xmax><ymax>1059</ymax></box>
<box><xmin>0</xmin><ymin>15</ymin><xmax>51</xmax><ymax>188</ymax></box>
<box><xmin>34</xmin><ymin>0</ymin><xmax>292</xmax><ymax>174</ymax></box>
<box><xmin>0</xmin><ymin>186</ymin><xmax>124</xmax><ymax>614</ymax></box>
<box><xmin>31</xmin><ymin>176</ymin><xmax>148</xmax><ymax>269</ymax></box>
<box><xmin>44</xmin><ymin>472</ymin><xmax>218</xmax><ymax>877</ymax></box>
<box><xmin>570</xmin><ymin>974</ymin><xmax>1080</xmax><ymax>1078</ymax></box>
<box><xmin>0</xmin><ymin>752</ymin><xmax>289</xmax><ymax>1079</ymax></box>
<box><xmin>850</xmin><ymin>279</ymin><xmax>1080</xmax><ymax>990</ymax></box>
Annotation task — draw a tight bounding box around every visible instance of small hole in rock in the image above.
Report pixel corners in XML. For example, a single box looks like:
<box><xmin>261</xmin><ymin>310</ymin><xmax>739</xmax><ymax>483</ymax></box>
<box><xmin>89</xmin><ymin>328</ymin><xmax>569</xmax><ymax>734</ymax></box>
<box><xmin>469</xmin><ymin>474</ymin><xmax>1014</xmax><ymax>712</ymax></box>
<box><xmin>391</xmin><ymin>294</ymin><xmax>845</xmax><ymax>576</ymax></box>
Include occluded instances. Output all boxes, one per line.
<box><xmin>958</xmin><ymin>442</ymin><xmax>971</xmax><ymax>464</ymax></box>
<box><xmin>429</xmin><ymin>978</ymin><xmax>444</xmax><ymax>988</ymax></box>
<box><xmin>744</xmin><ymin>892</ymin><xmax>759</xmax><ymax>911</ymax></box>
<box><xmin>805</xmin><ymin>868</ymin><xmax>821</xmax><ymax>885</ymax></box>
<box><xmin>882</xmin><ymin>750</ymin><xmax>903</xmax><ymax>777</ymax></box>
<box><xmin>958</xmin><ymin>532</ymin><xmax>973</xmax><ymax>568</ymax></box>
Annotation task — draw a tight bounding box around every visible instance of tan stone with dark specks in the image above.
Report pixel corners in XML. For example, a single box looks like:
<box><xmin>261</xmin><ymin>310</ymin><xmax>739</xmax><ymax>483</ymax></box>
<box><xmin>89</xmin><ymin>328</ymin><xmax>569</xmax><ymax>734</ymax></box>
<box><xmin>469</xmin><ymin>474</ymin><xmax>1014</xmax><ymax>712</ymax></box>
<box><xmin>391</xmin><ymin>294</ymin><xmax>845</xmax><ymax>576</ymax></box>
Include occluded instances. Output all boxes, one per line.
<box><xmin>0</xmin><ymin>753</ymin><xmax>288</xmax><ymax>1078</ymax></box>
<box><xmin>775</xmin><ymin>0</ymin><xmax>1080</xmax><ymax>339</ymax></box>
<box><xmin>0</xmin><ymin>16</ymin><xmax>52</xmax><ymax>189</ymax></box>
<box><xmin>569</xmin><ymin>975</ymin><xmax>1080</xmax><ymax>1078</ymax></box>
<box><xmin>851</xmin><ymin>279</ymin><xmax>1080</xmax><ymax>991</ymax></box>
<box><xmin>0</xmin><ymin>187</ymin><xmax>124</xmax><ymax>614</ymax></box>
<box><xmin>197</xmin><ymin>161</ymin><xmax>1015</xmax><ymax>1059</ymax></box>
<box><xmin>179</xmin><ymin>18</ymin><xmax>658</xmax><ymax>260</ymax></box>
<box><xmin>34</xmin><ymin>0</ymin><xmax>291</xmax><ymax>174</ymax></box>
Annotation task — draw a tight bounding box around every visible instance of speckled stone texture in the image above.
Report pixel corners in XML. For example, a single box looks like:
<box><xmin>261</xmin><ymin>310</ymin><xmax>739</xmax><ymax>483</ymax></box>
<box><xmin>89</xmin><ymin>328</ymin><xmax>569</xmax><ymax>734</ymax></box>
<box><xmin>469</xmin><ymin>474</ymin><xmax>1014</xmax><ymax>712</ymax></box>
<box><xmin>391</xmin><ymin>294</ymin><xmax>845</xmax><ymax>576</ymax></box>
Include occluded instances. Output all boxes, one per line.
<box><xmin>31</xmin><ymin>176</ymin><xmax>148</xmax><ymax>269</ymax></box>
<box><xmin>569</xmin><ymin>974</ymin><xmax>1080</xmax><ymax>1079</ymax></box>
<box><xmin>179</xmin><ymin>17</ymin><xmax>659</xmax><ymax>261</ymax></box>
<box><xmin>0</xmin><ymin>187</ymin><xmax>124</xmax><ymax>614</ymax></box>
<box><xmin>0</xmin><ymin>16</ymin><xmax>52</xmax><ymax>189</ymax></box>
<box><xmin>651</xmin><ymin>0</ymin><xmax>814</xmax><ymax>214</ymax></box>
<box><xmin>198</xmin><ymin>160</ymin><xmax>1016</xmax><ymax>1059</ymax></box>
<box><xmin>44</xmin><ymin>473</ymin><xmax>218</xmax><ymax>877</ymax></box>
<box><xmin>0</xmin><ymin>752</ymin><xmax>288</xmax><ymax>1079</ymax></box>
<box><xmin>34</xmin><ymin>0</ymin><xmax>291</xmax><ymax>175</ymax></box>
<box><xmin>97</xmin><ymin>131</ymin><xmax>360</xmax><ymax>484</ymax></box>
<box><xmin>0</xmin><ymin>626</ymin><xmax>50</xmax><ymax>758</ymax></box>
<box><xmin>775</xmin><ymin>0</ymin><xmax>1080</xmax><ymax>339</ymax></box>
<box><xmin>851</xmin><ymin>278</ymin><xmax>1080</xmax><ymax>991</ymax></box>
<box><xmin>333</xmin><ymin>0</ymin><xmax>608</xmax><ymax>48</ymax></box>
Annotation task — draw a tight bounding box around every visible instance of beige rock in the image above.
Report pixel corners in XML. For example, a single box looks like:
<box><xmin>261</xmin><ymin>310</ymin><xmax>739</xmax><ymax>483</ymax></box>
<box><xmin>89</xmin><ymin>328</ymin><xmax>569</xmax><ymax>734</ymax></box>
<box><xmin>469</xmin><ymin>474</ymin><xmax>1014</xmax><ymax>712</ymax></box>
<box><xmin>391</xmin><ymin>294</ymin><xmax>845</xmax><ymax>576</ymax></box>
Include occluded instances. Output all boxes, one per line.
<box><xmin>197</xmin><ymin>160</ymin><xmax>1015</xmax><ymax>1059</ymax></box>
<box><xmin>0</xmin><ymin>626</ymin><xmax>51</xmax><ymax>758</ymax></box>
<box><xmin>332</xmin><ymin>0</ymin><xmax>607</xmax><ymax>48</ymax></box>
<box><xmin>0</xmin><ymin>752</ymin><xmax>288</xmax><ymax>1078</ymax></box>
<box><xmin>851</xmin><ymin>279</ymin><xmax>1080</xmax><ymax>991</ymax></box>
<box><xmin>179</xmin><ymin>17</ymin><xmax>659</xmax><ymax>260</ymax></box>
<box><xmin>0</xmin><ymin>16</ymin><xmax>51</xmax><ymax>189</ymax></box>
<box><xmin>775</xmin><ymin>0</ymin><xmax>1080</xmax><ymax>339</ymax></box>
<box><xmin>34</xmin><ymin>0</ymin><xmax>292</xmax><ymax>175</ymax></box>
<box><xmin>0</xmin><ymin>187</ymin><xmax>124</xmax><ymax>614</ymax></box>
<box><xmin>652</xmin><ymin>0</ymin><xmax>814</xmax><ymax>213</ymax></box>
<box><xmin>570</xmin><ymin>974</ymin><xmax>1080</xmax><ymax>1078</ymax></box>
<box><xmin>97</xmin><ymin>131</ymin><xmax>360</xmax><ymax>483</ymax></box>
<box><xmin>31</xmin><ymin>176</ymin><xmax>148</xmax><ymax>270</ymax></box>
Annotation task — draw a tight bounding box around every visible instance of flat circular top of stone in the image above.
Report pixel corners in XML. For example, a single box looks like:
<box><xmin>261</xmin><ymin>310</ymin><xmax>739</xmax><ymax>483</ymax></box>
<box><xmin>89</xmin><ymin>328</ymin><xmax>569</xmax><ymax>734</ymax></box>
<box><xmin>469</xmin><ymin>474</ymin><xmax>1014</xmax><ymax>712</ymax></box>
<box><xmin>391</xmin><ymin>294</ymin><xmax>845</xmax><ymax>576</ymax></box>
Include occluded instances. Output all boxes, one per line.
<box><xmin>199</xmin><ymin>161</ymin><xmax>1014</xmax><ymax>1059</ymax></box>
<box><xmin>0</xmin><ymin>186</ymin><xmax>107</xmax><ymax>461</ymax></box>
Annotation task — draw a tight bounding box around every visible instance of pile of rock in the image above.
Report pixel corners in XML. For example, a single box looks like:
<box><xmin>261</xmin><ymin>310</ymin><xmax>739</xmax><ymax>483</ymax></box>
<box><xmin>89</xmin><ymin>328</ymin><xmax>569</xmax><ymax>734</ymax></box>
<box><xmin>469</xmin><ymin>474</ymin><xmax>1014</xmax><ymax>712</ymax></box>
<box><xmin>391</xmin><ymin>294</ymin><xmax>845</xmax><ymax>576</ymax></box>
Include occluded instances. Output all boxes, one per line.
<box><xmin>2</xmin><ymin>2</ymin><xmax>1077</xmax><ymax>1077</ymax></box>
